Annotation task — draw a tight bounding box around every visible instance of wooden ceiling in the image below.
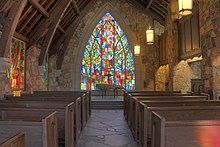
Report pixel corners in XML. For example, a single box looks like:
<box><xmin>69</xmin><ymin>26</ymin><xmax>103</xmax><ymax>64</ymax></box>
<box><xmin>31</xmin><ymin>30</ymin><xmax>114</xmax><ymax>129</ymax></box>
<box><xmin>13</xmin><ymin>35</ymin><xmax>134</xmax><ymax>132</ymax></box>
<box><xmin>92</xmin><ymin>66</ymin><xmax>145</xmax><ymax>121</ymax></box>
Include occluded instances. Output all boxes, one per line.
<box><xmin>0</xmin><ymin>0</ymin><xmax>170</xmax><ymax>66</ymax></box>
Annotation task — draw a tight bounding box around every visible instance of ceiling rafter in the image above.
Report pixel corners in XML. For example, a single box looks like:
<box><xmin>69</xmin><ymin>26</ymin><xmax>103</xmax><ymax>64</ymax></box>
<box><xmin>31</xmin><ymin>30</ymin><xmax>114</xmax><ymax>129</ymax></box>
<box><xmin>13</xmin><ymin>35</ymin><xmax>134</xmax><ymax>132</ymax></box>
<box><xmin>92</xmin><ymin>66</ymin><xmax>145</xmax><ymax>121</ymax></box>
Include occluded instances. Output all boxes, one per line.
<box><xmin>30</xmin><ymin>0</ymin><xmax>72</xmax><ymax>65</ymax></box>
<box><xmin>146</xmin><ymin>0</ymin><xmax>154</xmax><ymax>10</ymax></box>
<box><xmin>24</xmin><ymin>0</ymin><xmax>55</xmax><ymax>36</ymax></box>
<box><xmin>0</xmin><ymin>0</ymin><xmax>28</xmax><ymax>57</ymax></box>
<box><xmin>58</xmin><ymin>25</ymin><xmax>65</xmax><ymax>34</ymax></box>
<box><xmin>28</xmin><ymin>0</ymin><xmax>49</xmax><ymax>18</ymax></box>
<box><xmin>17</xmin><ymin>0</ymin><xmax>48</xmax><ymax>34</ymax></box>
<box><xmin>71</xmin><ymin>0</ymin><xmax>80</xmax><ymax>14</ymax></box>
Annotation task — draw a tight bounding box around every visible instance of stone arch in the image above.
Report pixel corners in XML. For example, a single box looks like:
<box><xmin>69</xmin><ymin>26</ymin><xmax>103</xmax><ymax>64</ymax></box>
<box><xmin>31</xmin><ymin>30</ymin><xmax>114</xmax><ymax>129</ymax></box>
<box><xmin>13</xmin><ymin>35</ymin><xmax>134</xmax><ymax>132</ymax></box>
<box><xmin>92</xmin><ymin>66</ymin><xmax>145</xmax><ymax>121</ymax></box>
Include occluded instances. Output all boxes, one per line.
<box><xmin>71</xmin><ymin>2</ymin><xmax>139</xmax><ymax>90</ymax></box>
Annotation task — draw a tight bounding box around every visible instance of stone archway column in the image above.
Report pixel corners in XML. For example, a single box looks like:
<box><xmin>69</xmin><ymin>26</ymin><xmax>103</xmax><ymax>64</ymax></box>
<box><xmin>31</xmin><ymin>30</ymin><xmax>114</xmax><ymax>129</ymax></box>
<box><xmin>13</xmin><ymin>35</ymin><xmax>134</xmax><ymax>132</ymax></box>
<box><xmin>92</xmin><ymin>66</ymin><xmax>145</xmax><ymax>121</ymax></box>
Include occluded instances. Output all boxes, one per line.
<box><xmin>0</xmin><ymin>57</ymin><xmax>10</xmax><ymax>98</ymax></box>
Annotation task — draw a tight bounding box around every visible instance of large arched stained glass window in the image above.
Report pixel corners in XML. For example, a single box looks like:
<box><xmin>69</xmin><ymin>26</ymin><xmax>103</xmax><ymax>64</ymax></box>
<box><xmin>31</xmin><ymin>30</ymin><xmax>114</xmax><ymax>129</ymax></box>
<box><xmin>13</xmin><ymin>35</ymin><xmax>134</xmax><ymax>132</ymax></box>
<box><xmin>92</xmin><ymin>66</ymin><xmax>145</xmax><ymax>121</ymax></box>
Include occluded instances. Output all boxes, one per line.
<box><xmin>81</xmin><ymin>13</ymin><xmax>135</xmax><ymax>90</ymax></box>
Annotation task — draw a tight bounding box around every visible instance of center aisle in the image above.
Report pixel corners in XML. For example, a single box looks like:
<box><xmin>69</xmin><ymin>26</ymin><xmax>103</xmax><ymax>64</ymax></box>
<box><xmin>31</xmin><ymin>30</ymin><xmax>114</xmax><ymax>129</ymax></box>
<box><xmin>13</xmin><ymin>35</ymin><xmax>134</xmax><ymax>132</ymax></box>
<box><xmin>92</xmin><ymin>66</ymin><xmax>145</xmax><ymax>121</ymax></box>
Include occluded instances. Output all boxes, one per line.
<box><xmin>76</xmin><ymin>110</ymin><xmax>137</xmax><ymax>147</ymax></box>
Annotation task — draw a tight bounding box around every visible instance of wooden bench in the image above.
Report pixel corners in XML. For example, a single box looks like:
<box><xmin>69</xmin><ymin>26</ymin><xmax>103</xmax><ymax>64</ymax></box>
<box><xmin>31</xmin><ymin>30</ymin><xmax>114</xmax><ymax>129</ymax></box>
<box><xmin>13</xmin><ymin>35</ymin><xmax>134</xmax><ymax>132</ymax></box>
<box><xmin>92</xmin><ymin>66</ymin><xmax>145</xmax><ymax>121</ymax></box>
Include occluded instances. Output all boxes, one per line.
<box><xmin>152</xmin><ymin>107</ymin><xmax>220</xmax><ymax>147</ymax></box>
<box><xmin>0</xmin><ymin>109</ymin><xmax>58</xmax><ymax>147</ymax></box>
<box><xmin>123</xmin><ymin>91</ymin><xmax>189</xmax><ymax>121</ymax></box>
<box><xmin>0</xmin><ymin>101</ymin><xmax>75</xmax><ymax>147</ymax></box>
<box><xmin>0</xmin><ymin>132</ymin><xmax>25</xmax><ymax>147</ymax></box>
<box><xmin>128</xmin><ymin>95</ymin><xmax>207</xmax><ymax>134</ymax></box>
<box><xmin>4</xmin><ymin>95</ymin><xmax>85</xmax><ymax>136</ymax></box>
<box><xmin>139</xmin><ymin>101</ymin><xmax>220</xmax><ymax>147</ymax></box>
<box><xmin>10</xmin><ymin>92</ymin><xmax>90</xmax><ymax>126</ymax></box>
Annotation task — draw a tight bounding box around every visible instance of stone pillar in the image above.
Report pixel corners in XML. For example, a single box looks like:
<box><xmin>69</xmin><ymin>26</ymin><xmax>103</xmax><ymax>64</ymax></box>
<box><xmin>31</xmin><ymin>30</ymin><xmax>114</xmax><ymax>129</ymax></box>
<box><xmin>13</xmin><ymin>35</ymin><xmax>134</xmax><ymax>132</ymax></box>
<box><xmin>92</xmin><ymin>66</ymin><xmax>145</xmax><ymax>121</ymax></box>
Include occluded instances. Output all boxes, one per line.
<box><xmin>49</xmin><ymin>70</ymin><xmax>62</xmax><ymax>91</ymax></box>
<box><xmin>0</xmin><ymin>57</ymin><xmax>10</xmax><ymax>98</ymax></box>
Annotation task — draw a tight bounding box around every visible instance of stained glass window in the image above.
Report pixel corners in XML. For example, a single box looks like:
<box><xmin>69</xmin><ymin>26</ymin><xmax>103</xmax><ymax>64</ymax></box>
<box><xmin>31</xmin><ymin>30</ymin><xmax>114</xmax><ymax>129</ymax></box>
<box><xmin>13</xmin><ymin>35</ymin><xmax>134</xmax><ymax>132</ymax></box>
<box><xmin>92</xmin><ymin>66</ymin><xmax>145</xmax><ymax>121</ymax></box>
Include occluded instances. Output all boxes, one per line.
<box><xmin>81</xmin><ymin>13</ymin><xmax>135</xmax><ymax>90</ymax></box>
<box><xmin>10</xmin><ymin>38</ymin><xmax>25</xmax><ymax>93</ymax></box>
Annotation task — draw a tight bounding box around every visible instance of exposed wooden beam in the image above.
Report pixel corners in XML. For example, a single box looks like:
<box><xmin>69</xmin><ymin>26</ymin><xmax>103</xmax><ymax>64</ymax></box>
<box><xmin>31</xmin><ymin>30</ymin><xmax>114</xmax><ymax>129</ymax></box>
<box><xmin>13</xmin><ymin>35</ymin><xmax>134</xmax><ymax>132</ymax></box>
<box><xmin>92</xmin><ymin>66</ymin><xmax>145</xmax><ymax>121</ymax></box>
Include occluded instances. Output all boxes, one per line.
<box><xmin>28</xmin><ymin>0</ymin><xmax>49</xmax><ymax>18</ymax></box>
<box><xmin>151</xmin><ymin>3</ymin><xmax>167</xmax><ymax>16</ymax></box>
<box><xmin>0</xmin><ymin>0</ymin><xmax>27</xmax><ymax>57</ymax></box>
<box><xmin>58</xmin><ymin>25</ymin><xmax>65</xmax><ymax>34</ymax></box>
<box><xmin>14</xmin><ymin>31</ymin><xmax>30</xmax><ymax>43</ymax></box>
<box><xmin>71</xmin><ymin>0</ymin><xmax>80</xmax><ymax>14</ymax></box>
<box><xmin>30</xmin><ymin>0</ymin><xmax>71</xmax><ymax>65</ymax></box>
<box><xmin>17</xmin><ymin>0</ymin><xmax>48</xmax><ymax>34</ymax></box>
<box><xmin>146</xmin><ymin>0</ymin><xmax>154</xmax><ymax>10</ymax></box>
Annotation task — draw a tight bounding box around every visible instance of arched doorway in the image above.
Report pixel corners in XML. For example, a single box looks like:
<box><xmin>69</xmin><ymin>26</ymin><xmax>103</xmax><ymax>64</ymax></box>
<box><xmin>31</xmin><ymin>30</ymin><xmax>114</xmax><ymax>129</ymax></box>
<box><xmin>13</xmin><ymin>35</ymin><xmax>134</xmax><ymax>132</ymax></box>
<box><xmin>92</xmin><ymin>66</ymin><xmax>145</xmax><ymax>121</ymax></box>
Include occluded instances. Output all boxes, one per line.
<box><xmin>80</xmin><ymin>13</ymin><xmax>135</xmax><ymax>90</ymax></box>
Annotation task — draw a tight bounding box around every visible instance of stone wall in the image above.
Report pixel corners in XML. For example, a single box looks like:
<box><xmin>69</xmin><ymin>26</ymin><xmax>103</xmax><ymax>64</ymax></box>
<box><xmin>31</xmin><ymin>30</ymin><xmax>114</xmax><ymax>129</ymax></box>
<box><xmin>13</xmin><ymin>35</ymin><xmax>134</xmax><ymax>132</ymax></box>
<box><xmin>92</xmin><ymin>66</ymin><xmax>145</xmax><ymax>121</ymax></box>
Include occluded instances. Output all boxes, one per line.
<box><xmin>199</xmin><ymin>0</ymin><xmax>220</xmax><ymax>98</ymax></box>
<box><xmin>26</xmin><ymin>46</ymin><xmax>48</xmax><ymax>93</ymax></box>
<box><xmin>173</xmin><ymin>60</ymin><xmax>202</xmax><ymax>93</ymax></box>
<box><xmin>155</xmin><ymin>65</ymin><xmax>169</xmax><ymax>91</ymax></box>
<box><xmin>59</xmin><ymin>0</ymin><xmax>159</xmax><ymax>90</ymax></box>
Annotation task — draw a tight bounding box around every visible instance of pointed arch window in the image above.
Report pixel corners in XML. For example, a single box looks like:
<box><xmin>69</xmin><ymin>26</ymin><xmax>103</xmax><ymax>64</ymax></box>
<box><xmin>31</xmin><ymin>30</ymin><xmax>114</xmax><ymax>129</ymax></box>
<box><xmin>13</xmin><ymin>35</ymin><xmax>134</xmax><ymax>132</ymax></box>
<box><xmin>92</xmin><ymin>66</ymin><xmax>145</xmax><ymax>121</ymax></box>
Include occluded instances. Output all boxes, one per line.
<box><xmin>81</xmin><ymin>13</ymin><xmax>135</xmax><ymax>90</ymax></box>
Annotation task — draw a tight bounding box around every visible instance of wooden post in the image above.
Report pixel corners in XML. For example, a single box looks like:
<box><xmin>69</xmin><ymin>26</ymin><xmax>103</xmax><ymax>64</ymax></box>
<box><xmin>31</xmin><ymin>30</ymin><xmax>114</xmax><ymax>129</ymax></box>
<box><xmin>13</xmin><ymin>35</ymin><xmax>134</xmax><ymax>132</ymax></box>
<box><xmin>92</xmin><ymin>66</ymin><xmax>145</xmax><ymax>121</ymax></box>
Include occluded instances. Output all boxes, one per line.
<box><xmin>0</xmin><ymin>0</ymin><xmax>27</xmax><ymax>57</ymax></box>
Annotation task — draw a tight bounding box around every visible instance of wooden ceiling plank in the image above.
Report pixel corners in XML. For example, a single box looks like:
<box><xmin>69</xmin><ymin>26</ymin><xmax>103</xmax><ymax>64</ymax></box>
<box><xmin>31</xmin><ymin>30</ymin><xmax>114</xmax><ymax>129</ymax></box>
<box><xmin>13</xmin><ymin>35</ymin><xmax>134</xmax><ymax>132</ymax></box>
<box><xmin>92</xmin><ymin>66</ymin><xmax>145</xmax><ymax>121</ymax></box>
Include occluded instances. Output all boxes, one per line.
<box><xmin>28</xmin><ymin>0</ymin><xmax>49</xmax><ymax>18</ymax></box>
<box><xmin>58</xmin><ymin>25</ymin><xmax>65</xmax><ymax>34</ymax></box>
<box><xmin>17</xmin><ymin>0</ymin><xmax>48</xmax><ymax>34</ymax></box>
<box><xmin>61</xmin><ymin>11</ymin><xmax>76</xmax><ymax>29</ymax></box>
<box><xmin>35</xmin><ymin>0</ymin><xmax>71</xmax><ymax>65</ymax></box>
<box><xmin>154</xmin><ymin>0</ymin><xmax>168</xmax><ymax>11</ymax></box>
<box><xmin>0</xmin><ymin>0</ymin><xmax>10</xmax><ymax>11</ymax></box>
<box><xmin>24</xmin><ymin>0</ymin><xmax>54</xmax><ymax>36</ymax></box>
<box><xmin>59</xmin><ymin>6</ymin><xmax>74</xmax><ymax>27</ymax></box>
<box><xmin>0</xmin><ymin>0</ymin><xmax>28</xmax><ymax>57</ymax></box>
<box><xmin>146</xmin><ymin>0</ymin><xmax>154</xmax><ymax>10</ymax></box>
<box><xmin>151</xmin><ymin>3</ymin><xmax>167</xmax><ymax>16</ymax></box>
<box><xmin>71</xmin><ymin>0</ymin><xmax>80</xmax><ymax>14</ymax></box>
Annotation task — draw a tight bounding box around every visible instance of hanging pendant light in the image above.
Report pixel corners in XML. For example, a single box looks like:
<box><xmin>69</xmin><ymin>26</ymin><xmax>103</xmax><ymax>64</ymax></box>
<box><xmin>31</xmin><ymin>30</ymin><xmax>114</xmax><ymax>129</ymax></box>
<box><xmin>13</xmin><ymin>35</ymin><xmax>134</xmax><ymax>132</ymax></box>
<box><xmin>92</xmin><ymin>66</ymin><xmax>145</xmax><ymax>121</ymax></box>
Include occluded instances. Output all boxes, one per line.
<box><xmin>146</xmin><ymin>28</ymin><xmax>154</xmax><ymax>45</ymax></box>
<box><xmin>178</xmin><ymin>0</ymin><xmax>193</xmax><ymax>16</ymax></box>
<box><xmin>134</xmin><ymin>45</ymin><xmax>140</xmax><ymax>56</ymax></box>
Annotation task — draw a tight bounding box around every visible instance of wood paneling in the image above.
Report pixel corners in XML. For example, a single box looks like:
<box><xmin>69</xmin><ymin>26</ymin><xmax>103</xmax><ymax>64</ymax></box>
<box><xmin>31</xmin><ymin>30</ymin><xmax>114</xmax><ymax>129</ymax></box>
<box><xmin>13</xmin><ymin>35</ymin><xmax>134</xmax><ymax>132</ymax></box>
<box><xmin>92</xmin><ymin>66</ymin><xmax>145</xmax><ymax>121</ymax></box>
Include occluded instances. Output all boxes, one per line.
<box><xmin>178</xmin><ymin>5</ymin><xmax>200</xmax><ymax>59</ymax></box>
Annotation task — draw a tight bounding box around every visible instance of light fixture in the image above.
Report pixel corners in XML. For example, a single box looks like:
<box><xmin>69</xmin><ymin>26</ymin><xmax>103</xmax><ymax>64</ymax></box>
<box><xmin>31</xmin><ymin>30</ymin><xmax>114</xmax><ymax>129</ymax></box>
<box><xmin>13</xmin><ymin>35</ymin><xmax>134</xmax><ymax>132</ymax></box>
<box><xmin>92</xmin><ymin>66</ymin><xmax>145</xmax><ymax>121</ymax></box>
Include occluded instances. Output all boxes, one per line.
<box><xmin>134</xmin><ymin>45</ymin><xmax>140</xmax><ymax>56</ymax></box>
<box><xmin>178</xmin><ymin>0</ymin><xmax>193</xmax><ymax>16</ymax></box>
<box><xmin>134</xmin><ymin>11</ymin><xmax>140</xmax><ymax>56</ymax></box>
<box><xmin>146</xmin><ymin>29</ymin><xmax>154</xmax><ymax>45</ymax></box>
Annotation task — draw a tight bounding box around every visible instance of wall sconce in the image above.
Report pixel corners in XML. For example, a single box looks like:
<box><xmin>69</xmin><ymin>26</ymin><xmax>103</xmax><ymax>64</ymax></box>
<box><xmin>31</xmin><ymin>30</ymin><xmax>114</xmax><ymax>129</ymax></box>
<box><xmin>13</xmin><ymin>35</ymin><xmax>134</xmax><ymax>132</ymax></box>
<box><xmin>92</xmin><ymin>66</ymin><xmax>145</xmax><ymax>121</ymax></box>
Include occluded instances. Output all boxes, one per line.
<box><xmin>134</xmin><ymin>45</ymin><xmax>141</xmax><ymax>56</ymax></box>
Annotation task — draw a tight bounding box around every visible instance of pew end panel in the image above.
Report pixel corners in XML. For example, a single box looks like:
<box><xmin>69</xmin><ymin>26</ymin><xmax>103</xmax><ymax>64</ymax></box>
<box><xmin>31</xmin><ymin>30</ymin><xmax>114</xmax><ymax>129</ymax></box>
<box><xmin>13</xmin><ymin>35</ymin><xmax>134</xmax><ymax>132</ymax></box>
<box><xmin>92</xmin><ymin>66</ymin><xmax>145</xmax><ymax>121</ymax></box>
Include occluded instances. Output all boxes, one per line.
<box><xmin>43</xmin><ymin>112</ymin><xmax>58</xmax><ymax>147</ymax></box>
<box><xmin>151</xmin><ymin>112</ymin><xmax>165</xmax><ymax>147</ymax></box>
<box><xmin>65</xmin><ymin>102</ymin><xmax>75</xmax><ymax>147</ymax></box>
<box><xmin>0</xmin><ymin>132</ymin><xmax>25</xmax><ymax>147</ymax></box>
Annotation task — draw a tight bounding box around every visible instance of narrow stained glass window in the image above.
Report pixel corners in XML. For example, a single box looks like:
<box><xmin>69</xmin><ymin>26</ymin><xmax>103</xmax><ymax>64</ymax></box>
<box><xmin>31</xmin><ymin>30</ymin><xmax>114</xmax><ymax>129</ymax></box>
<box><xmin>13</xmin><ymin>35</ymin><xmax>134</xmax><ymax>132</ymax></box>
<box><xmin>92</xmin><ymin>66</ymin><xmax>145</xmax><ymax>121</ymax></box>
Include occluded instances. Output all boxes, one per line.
<box><xmin>81</xmin><ymin>13</ymin><xmax>135</xmax><ymax>90</ymax></box>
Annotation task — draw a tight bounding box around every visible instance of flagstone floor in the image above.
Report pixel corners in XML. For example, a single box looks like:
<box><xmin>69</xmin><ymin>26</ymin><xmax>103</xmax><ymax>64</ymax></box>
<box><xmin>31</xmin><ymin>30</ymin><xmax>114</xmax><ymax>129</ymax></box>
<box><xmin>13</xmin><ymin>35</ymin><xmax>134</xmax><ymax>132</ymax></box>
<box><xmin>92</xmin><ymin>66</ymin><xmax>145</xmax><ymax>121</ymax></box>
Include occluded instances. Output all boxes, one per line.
<box><xmin>76</xmin><ymin>110</ymin><xmax>137</xmax><ymax>147</ymax></box>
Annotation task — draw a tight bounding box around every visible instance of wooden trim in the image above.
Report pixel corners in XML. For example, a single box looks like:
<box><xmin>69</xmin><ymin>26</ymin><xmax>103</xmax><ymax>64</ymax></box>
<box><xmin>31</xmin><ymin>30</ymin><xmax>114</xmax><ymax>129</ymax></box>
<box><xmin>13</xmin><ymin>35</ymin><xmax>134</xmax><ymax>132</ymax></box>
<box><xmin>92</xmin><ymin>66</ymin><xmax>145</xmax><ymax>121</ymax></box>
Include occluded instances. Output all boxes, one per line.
<box><xmin>0</xmin><ymin>0</ymin><xmax>28</xmax><ymax>57</ymax></box>
<box><xmin>28</xmin><ymin>0</ymin><xmax>49</xmax><ymax>18</ymax></box>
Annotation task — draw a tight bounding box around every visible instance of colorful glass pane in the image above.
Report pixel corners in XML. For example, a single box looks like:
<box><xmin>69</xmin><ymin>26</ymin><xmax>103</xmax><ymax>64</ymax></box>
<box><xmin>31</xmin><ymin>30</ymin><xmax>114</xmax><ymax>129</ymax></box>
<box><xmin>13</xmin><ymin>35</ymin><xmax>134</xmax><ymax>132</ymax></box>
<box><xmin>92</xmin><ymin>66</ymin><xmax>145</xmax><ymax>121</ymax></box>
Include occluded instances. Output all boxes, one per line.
<box><xmin>81</xmin><ymin>13</ymin><xmax>135</xmax><ymax>90</ymax></box>
<box><xmin>10</xmin><ymin>38</ymin><xmax>25</xmax><ymax>92</ymax></box>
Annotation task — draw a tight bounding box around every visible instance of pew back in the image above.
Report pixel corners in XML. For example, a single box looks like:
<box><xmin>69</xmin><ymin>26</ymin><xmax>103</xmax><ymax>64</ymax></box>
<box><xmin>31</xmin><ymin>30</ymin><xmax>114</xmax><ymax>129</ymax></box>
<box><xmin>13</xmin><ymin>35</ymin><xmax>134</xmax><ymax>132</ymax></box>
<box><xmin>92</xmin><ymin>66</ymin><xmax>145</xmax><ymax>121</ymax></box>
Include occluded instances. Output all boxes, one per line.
<box><xmin>152</xmin><ymin>109</ymin><xmax>220</xmax><ymax>147</ymax></box>
<box><xmin>0</xmin><ymin>110</ymin><xmax>58</xmax><ymax>147</ymax></box>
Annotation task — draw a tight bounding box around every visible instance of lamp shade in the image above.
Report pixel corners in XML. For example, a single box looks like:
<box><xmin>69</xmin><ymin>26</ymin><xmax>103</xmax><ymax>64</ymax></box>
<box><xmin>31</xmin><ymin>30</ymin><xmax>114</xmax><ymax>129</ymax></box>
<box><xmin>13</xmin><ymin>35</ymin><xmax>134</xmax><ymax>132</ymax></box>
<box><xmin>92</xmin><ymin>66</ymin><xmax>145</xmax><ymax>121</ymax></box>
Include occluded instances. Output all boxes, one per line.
<box><xmin>134</xmin><ymin>45</ymin><xmax>140</xmax><ymax>56</ymax></box>
<box><xmin>178</xmin><ymin>0</ymin><xmax>193</xmax><ymax>16</ymax></box>
<box><xmin>146</xmin><ymin>29</ymin><xmax>154</xmax><ymax>45</ymax></box>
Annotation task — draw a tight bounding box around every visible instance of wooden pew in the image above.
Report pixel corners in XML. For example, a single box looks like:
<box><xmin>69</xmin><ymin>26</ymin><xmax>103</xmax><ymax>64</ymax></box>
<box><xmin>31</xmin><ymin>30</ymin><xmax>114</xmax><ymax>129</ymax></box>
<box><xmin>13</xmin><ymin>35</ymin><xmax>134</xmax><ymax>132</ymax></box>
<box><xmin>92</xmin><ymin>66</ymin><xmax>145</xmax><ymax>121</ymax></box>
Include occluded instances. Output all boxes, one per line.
<box><xmin>0</xmin><ymin>132</ymin><xmax>25</xmax><ymax>147</ymax></box>
<box><xmin>151</xmin><ymin>107</ymin><xmax>220</xmax><ymax>147</ymax></box>
<box><xmin>128</xmin><ymin>95</ymin><xmax>207</xmax><ymax>134</ymax></box>
<box><xmin>31</xmin><ymin>91</ymin><xmax>91</xmax><ymax>117</ymax></box>
<box><xmin>123</xmin><ymin>91</ymin><xmax>189</xmax><ymax>121</ymax></box>
<box><xmin>0</xmin><ymin>109</ymin><xmax>58</xmax><ymax>147</ymax></box>
<box><xmin>10</xmin><ymin>92</ymin><xmax>90</xmax><ymax>126</ymax></box>
<box><xmin>138</xmin><ymin>101</ymin><xmax>220</xmax><ymax>147</ymax></box>
<box><xmin>0</xmin><ymin>101</ymin><xmax>75</xmax><ymax>147</ymax></box>
<box><xmin>4</xmin><ymin>95</ymin><xmax>84</xmax><ymax>138</ymax></box>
